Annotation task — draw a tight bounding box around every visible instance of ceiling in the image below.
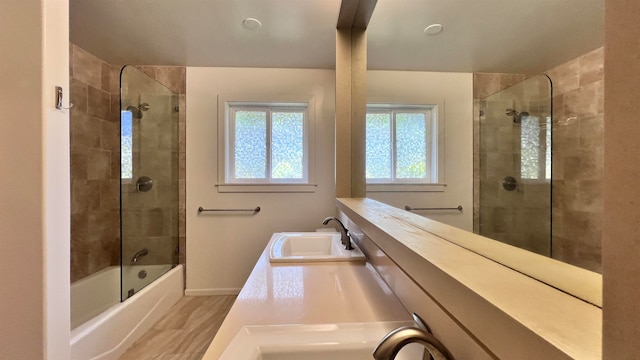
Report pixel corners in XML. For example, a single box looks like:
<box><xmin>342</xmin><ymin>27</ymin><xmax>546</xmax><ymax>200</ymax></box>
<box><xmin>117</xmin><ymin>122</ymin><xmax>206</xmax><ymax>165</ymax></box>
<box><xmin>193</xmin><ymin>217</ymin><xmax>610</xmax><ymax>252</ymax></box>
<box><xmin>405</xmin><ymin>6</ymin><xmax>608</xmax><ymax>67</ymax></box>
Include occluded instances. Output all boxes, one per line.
<box><xmin>70</xmin><ymin>0</ymin><xmax>604</xmax><ymax>73</ymax></box>
<box><xmin>368</xmin><ymin>0</ymin><xmax>604</xmax><ymax>73</ymax></box>
<box><xmin>69</xmin><ymin>0</ymin><xmax>342</xmax><ymax>68</ymax></box>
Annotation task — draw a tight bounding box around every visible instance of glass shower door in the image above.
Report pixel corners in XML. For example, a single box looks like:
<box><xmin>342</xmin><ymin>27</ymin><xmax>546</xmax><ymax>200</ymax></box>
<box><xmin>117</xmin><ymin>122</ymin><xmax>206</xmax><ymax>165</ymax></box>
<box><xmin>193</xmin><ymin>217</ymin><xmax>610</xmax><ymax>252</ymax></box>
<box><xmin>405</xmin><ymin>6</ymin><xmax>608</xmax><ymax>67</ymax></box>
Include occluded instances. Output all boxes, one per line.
<box><xmin>477</xmin><ymin>75</ymin><xmax>552</xmax><ymax>256</ymax></box>
<box><xmin>120</xmin><ymin>66</ymin><xmax>179</xmax><ymax>300</ymax></box>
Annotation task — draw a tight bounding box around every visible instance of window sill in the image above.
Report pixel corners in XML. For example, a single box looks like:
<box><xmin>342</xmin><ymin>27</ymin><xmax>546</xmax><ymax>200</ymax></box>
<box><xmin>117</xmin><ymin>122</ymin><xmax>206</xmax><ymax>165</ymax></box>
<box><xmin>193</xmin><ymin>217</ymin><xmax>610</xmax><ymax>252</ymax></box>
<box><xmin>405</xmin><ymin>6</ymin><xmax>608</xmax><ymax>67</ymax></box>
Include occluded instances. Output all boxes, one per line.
<box><xmin>366</xmin><ymin>183</ymin><xmax>446</xmax><ymax>192</ymax></box>
<box><xmin>216</xmin><ymin>183</ymin><xmax>317</xmax><ymax>193</ymax></box>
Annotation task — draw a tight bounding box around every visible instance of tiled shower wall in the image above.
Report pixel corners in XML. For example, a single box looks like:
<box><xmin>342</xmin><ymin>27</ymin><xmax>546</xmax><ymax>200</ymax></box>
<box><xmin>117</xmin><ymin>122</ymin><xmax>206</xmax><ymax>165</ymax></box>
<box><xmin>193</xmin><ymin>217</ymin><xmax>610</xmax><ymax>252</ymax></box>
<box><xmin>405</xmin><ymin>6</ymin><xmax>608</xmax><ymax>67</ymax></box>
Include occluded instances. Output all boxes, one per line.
<box><xmin>69</xmin><ymin>43</ymin><xmax>187</xmax><ymax>283</ymax></box>
<box><xmin>473</xmin><ymin>76</ymin><xmax>552</xmax><ymax>256</ymax></box>
<box><xmin>473</xmin><ymin>47</ymin><xmax>604</xmax><ymax>273</ymax></box>
<box><xmin>546</xmin><ymin>47</ymin><xmax>604</xmax><ymax>272</ymax></box>
<box><xmin>69</xmin><ymin>44</ymin><xmax>120</xmax><ymax>282</ymax></box>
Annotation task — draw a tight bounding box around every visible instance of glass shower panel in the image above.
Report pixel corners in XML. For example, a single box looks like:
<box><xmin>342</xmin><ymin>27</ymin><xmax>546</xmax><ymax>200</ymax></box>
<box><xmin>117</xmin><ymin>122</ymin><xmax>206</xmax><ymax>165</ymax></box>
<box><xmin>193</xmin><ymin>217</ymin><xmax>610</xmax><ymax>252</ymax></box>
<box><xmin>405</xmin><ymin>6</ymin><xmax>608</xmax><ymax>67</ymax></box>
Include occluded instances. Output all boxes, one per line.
<box><xmin>120</xmin><ymin>66</ymin><xmax>179</xmax><ymax>300</ymax></box>
<box><xmin>478</xmin><ymin>75</ymin><xmax>552</xmax><ymax>256</ymax></box>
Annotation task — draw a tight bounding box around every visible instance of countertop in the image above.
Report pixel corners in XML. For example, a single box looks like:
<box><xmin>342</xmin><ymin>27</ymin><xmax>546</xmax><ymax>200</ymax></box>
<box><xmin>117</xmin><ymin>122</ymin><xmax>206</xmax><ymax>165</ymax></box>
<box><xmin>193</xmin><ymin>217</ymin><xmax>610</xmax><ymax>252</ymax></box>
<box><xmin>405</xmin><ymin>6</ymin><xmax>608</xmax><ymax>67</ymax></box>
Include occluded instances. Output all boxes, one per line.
<box><xmin>201</xmin><ymin>233</ymin><xmax>412</xmax><ymax>359</ymax></box>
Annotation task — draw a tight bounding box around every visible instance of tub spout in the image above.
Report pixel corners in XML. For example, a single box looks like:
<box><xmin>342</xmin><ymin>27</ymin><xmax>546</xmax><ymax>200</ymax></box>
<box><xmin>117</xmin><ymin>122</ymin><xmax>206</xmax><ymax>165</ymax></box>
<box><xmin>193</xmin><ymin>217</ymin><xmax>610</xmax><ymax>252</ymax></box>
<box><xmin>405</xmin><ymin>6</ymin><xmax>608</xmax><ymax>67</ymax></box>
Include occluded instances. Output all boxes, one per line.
<box><xmin>373</xmin><ymin>326</ymin><xmax>453</xmax><ymax>360</ymax></box>
<box><xmin>131</xmin><ymin>248</ymin><xmax>149</xmax><ymax>264</ymax></box>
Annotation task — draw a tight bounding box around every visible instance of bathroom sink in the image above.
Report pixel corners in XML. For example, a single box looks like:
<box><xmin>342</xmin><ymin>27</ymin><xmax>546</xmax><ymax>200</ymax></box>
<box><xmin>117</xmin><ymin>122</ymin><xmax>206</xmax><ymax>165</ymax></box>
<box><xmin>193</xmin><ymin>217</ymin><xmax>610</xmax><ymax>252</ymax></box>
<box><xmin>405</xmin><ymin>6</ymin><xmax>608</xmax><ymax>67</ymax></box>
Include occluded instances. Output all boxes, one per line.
<box><xmin>269</xmin><ymin>232</ymin><xmax>366</xmax><ymax>263</ymax></box>
<box><xmin>219</xmin><ymin>322</ymin><xmax>422</xmax><ymax>360</ymax></box>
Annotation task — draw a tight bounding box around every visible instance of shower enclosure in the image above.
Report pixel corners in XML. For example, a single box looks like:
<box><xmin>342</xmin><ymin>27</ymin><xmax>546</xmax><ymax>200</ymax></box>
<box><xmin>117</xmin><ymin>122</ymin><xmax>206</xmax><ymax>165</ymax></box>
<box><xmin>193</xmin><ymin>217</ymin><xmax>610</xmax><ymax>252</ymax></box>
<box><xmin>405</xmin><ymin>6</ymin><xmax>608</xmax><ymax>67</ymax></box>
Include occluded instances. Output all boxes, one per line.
<box><xmin>476</xmin><ymin>75</ymin><xmax>552</xmax><ymax>256</ymax></box>
<box><xmin>120</xmin><ymin>65</ymin><xmax>179</xmax><ymax>300</ymax></box>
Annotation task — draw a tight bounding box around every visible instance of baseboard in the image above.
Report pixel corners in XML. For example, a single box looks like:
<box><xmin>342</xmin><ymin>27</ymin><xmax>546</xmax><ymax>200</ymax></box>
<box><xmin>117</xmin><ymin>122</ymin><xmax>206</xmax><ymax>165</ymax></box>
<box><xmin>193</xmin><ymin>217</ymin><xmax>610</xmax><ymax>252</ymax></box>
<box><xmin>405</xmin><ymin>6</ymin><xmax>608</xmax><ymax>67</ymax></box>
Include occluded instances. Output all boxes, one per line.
<box><xmin>185</xmin><ymin>288</ymin><xmax>240</xmax><ymax>296</ymax></box>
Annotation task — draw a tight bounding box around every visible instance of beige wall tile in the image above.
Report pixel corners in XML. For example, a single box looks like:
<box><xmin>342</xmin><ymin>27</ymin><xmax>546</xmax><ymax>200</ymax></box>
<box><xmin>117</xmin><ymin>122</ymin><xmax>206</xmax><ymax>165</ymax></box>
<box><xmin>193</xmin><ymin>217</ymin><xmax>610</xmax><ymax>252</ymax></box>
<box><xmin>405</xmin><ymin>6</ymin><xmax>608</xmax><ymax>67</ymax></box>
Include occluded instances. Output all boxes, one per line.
<box><xmin>579</xmin><ymin>47</ymin><xmax>604</xmax><ymax>87</ymax></box>
<box><xmin>153</xmin><ymin>67</ymin><xmax>186</xmax><ymax>94</ymax></box>
<box><xmin>110</xmin><ymin>95</ymin><xmax>119</xmax><ymax>123</ymax></box>
<box><xmin>110</xmin><ymin>151</ymin><xmax>120</xmax><ymax>180</ymax></box>
<box><xmin>100</xmin><ymin>119</ymin><xmax>119</xmax><ymax>151</ymax></box>
<box><xmin>70</xmin><ymin>78</ymin><xmax>88</xmax><ymax>113</ymax></box>
<box><xmin>71</xmin><ymin>180</ymin><xmax>100</xmax><ymax>214</ymax></box>
<box><xmin>101</xmin><ymin>63</ymin><xmax>111</xmax><ymax>92</ymax></box>
<box><xmin>547</xmin><ymin>58</ymin><xmax>580</xmax><ymax>96</ymax></box>
<box><xmin>88</xmin><ymin>86</ymin><xmax>111</xmax><ymax>120</ymax></box>
<box><xmin>87</xmin><ymin>149</ymin><xmax>111</xmax><ymax>180</ymax></box>
<box><xmin>500</xmin><ymin>74</ymin><xmax>528</xmax><ymax>90</ymax></box>
<box><xmin>563</xmin><ymin>149</ymin><xmax>600</xmax><ymax>181</ymax></box>
<box><xmin>110</xmin><ymin>65</ymin><xmax>121</xmax><ymax>94</ymax></box>
<box><xmin>473</xmin><ymin>73</ymin><xmax>502</xmax><ymax>99</ymax></box>
<box><xmin>562</xmin><ymin>80</ymin><xmax>603</xmax><ymax>118</ymax></box>
<box><xmin>548</xmin><ymin>49</ymin><xmax>603</xmax><ymax>272</ymax></box>
<box><xmin>72</xmin><ymin>46</ymin><xmax>103</xmax><ymax>89</ymax></box>
<box><xmin>70</xmin><ymin>112</ymin><xmax>100</xmax><ymax>149</ymax></box>
<box><xmin>70</xmin><ymin>147</ymin><xmax>88</xmax><ymax>180</ymax></box>
<box><xmin>552</xmin><ymin>94</ymin><xmax>564</xmax><ymax>122</ymax></box>
<box><xmin>99</xmin><ymin>180</ymin><xmax>119</xmax><ymax>210</ymax></box>
<box><xmin>70</xmin><ymin>43</ymin><xmax>122</xmax><ymax>283</ymax></box>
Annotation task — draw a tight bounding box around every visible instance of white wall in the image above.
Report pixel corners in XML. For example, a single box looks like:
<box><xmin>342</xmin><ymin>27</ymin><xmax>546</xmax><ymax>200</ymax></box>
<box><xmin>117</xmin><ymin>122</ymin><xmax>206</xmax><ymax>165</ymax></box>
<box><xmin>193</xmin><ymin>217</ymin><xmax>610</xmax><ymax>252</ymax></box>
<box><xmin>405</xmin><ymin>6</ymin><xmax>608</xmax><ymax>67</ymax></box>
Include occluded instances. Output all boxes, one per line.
<box><xmin>0</xmin><ymin>0</ymin><xmax>70</xmax><ymax>359</ymax></box>
<box><xmin>366</xmin><ymin>70</ymin><xmax>473</xmax><ymax>230</ymax></box>
<box><xmin>186</xmin><ymin>67</ymin><xmax>336</xmax><ymax>293</ymax></box>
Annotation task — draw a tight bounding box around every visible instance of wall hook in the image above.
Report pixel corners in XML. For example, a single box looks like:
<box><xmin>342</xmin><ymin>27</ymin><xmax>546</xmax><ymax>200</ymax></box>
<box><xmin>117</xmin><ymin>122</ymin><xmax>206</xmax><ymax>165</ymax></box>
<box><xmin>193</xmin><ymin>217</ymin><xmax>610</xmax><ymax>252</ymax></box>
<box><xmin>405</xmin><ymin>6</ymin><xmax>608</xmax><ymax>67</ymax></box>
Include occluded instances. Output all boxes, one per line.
<box><xmin>55</xmin><ymin>86</ymin><xmax>74</xmax><ymax>110</ymax></box>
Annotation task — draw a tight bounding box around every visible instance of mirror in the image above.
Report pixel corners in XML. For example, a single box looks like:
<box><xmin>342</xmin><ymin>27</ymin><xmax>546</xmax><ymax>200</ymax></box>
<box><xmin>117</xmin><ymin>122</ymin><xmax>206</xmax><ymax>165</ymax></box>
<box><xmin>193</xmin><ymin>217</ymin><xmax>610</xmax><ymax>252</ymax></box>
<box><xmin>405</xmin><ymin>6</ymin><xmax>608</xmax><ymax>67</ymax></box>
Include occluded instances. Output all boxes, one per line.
<box><xmin>364</xmin><ymin>0</ymin><xmax>604</xmax><ymax>274</ymax></box>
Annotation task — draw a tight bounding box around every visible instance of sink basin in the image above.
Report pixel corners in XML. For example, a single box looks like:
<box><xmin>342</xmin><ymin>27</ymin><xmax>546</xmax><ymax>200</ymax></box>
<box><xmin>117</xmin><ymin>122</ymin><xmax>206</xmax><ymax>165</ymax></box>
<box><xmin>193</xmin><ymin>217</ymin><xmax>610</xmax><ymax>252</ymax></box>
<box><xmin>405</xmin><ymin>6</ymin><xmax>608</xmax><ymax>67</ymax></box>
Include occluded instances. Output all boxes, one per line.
<box><xmin>269</xmin><ymin>232</ymin><xmax>366</xmax><ymax>263</ymax></box>
<box><xmin>219</xmin><ymin>322</ymin><xmax>422</xmax><ymax>360</ymax></box>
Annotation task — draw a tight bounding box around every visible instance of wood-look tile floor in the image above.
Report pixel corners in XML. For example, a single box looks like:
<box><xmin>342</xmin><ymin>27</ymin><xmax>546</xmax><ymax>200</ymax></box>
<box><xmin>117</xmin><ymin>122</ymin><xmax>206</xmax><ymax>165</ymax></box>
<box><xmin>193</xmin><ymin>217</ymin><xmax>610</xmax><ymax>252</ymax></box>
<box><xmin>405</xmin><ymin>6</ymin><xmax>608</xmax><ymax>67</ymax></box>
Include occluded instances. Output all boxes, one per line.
<box><xmin>119</xmin><ymin>295</ymin><xmax>236</xmax><ymax>360</ymax></box>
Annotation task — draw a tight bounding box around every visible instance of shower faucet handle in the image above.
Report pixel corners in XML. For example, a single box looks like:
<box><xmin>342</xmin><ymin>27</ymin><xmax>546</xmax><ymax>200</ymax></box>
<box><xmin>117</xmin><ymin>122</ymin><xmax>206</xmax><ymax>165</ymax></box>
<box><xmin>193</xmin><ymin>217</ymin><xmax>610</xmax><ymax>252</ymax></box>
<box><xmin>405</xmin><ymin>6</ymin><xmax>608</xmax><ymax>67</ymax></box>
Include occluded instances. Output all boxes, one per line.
<box><xmin>136</xmin><ymin>176</ymin><xmax>153</xmax><ymax>192</ymax></box>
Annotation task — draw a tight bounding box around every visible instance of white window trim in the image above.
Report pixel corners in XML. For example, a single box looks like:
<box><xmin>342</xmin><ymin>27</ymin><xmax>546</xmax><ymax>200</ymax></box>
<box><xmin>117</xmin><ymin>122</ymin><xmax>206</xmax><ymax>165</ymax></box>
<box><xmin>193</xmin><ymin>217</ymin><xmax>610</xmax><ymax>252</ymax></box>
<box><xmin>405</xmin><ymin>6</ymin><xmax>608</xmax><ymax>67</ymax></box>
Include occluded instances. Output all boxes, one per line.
<box><xmin>216</xmin><ymin>95</ymin><xmax>317</xmax><ymax>193</ymax></box>
<box><xmin>366</xmin><ymin>103</ymin><xmax>445</xmax><ymax>185</ymax></box>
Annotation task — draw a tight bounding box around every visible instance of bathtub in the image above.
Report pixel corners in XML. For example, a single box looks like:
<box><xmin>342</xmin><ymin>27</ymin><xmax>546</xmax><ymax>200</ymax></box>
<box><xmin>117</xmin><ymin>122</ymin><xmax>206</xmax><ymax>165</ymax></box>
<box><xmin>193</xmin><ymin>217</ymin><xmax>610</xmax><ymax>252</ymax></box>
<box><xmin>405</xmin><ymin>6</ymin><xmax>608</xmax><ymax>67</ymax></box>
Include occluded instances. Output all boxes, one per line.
<box><xmin>70</xmin><ymin>264</ymin><xmax>183</xmax><ymax>360</ymax></box>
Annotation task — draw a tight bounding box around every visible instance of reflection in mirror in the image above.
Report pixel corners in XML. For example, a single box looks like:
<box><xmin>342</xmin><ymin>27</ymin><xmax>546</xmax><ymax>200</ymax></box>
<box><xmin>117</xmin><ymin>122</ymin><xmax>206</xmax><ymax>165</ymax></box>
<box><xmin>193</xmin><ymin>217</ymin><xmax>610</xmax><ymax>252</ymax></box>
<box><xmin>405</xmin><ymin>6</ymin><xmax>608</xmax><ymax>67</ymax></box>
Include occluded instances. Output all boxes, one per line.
<box><xmin>366</xmin><ymin>0</ymin><xmax>604</xmax><ymax>274</ymax></box>
<box><xmin>475</xmin><ymin>75</ymin><xmax>551</xmax><ymax>257</ymax></box>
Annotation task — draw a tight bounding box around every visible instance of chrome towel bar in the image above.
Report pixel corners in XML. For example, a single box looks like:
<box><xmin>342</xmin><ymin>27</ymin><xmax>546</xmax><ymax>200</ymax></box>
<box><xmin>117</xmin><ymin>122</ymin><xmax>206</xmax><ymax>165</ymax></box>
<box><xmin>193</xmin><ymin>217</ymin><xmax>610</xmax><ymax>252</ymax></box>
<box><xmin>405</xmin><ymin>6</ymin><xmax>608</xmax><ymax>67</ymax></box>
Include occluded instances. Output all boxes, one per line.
<box><xmin>198</xmin><ymin>206</ymin><xmax>261</xmax><ymax>213</ymax></box>
<box><xmin>404</xmin><ymin>205</ymin><xmax>463</xmax><ymax>211</ymax></box>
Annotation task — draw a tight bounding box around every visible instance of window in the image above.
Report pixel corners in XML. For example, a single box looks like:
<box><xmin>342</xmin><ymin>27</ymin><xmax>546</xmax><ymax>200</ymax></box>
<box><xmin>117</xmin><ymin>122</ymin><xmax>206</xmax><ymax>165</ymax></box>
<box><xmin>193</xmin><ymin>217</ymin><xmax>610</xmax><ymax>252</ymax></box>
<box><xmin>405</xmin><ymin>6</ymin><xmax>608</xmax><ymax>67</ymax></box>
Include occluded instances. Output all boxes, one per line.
<box><xmin>121</xmin><ymin>110</ymin><xmax>133</xmax><ymax>180</ymax></box>
<box><xmin>520</xmin><ymin>115</ymin><xmax>551</xmax><ymax>180</ymax></box>
<box><xmin>226</xmin><ymin>103</ymin><xmax>308</xmax><ymax>183</ymax></box>
<box><xmin>366</xmin><ymin>105</ymin><xmax>438</xmax><ymax>183</ymax></box>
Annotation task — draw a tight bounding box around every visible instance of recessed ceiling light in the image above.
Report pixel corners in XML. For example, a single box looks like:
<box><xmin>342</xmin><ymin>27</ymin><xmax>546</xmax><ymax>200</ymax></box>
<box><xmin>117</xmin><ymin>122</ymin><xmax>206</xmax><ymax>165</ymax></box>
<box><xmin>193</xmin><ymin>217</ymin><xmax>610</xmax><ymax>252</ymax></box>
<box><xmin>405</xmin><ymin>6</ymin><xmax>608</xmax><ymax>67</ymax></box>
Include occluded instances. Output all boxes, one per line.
<box><xmin>424</xmin><ymin>24</ymin><xmax>443</xmax><ymax>36</ymax></box>
<box><xmin>242</xmin><ymin>18</ymin><xmax>262</xmax><ymax>30</ymax></box>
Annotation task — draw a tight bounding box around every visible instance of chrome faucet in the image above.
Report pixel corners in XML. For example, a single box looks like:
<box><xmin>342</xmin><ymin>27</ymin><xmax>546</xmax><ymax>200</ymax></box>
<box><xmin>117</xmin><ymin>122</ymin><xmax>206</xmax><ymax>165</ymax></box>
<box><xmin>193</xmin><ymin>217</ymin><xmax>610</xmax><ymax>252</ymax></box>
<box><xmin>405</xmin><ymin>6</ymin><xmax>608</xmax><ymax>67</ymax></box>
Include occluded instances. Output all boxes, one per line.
<box><xmin>321</xmin><ymin>217</ymin><xmax>353</xmax><ymax>250</ymax></box>
<box><xmin>131</xmin><ymin>248</ymin><xmax>149</xmax><ymax>264</ymax></box>
<box><xmin>373</xmin><ymin>326</ymin><xmax>453</xmax><ymax>360</ymax></box>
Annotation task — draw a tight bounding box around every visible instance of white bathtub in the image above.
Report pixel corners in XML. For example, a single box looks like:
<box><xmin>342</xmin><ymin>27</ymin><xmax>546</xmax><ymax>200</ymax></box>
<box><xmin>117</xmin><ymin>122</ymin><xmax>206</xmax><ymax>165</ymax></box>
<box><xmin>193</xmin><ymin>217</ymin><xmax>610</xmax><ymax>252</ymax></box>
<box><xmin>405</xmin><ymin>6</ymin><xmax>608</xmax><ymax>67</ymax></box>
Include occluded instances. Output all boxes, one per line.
<box><xmin>70</xmin><ymin>264</ymin><xmax>183</xmax><ymax>360</ymax></box>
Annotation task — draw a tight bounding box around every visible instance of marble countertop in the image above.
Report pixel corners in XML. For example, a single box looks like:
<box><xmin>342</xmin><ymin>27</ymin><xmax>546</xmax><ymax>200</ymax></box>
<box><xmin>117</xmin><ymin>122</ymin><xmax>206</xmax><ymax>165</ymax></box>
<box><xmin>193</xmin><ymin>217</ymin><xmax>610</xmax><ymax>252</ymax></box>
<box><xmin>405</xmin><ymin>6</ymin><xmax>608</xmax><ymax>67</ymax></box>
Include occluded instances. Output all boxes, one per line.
<box><xmin>201</xmin><ymin>233</ymin><xmax>411</xmax><ymax>359</ymax></box>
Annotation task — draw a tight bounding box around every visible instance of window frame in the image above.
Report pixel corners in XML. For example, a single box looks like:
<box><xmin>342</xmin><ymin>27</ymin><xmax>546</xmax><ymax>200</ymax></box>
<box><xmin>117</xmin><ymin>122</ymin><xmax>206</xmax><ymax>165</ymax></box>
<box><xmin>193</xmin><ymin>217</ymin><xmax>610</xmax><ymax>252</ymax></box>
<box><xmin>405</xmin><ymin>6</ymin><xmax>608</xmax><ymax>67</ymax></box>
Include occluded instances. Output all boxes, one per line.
<box><xmin>227</xmin><ymin>104</ymin><xmax>309</xmax><ymax>183</ymax></box>
<box><xmin>218</xmin><ymin>98</ymin><xmax>316</xmax><ymax>191</ymax></box>
<box><xmin>365</xmin><ymin>104</ymin><xmax>440</xmax><ymax>185</ymax></box>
